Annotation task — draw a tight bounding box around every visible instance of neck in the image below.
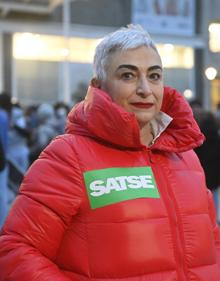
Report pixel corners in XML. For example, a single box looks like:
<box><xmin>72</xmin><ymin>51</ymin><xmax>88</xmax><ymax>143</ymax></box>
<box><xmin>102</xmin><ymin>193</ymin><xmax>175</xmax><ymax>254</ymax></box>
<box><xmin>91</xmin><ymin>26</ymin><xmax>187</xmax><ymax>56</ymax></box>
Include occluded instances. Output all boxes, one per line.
<box><xmin>139</xmin><ymin>123</ymin><xmax>154</xmax><ymax>146</ymax></box>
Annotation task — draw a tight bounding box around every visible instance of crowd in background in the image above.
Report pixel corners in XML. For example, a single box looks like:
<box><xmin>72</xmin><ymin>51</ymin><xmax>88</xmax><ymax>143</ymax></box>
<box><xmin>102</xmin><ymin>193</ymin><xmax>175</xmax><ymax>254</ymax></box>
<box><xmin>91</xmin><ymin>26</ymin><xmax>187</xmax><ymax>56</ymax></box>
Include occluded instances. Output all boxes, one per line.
<box><xmin>1</xmin><ymin>90</ymin><xmax>220</xmax><ymax>227</ymax></box>
<box><xmin>0</xmin><ymin>91</ymin><xmax>71</xmax><ymax>227</ymax></box>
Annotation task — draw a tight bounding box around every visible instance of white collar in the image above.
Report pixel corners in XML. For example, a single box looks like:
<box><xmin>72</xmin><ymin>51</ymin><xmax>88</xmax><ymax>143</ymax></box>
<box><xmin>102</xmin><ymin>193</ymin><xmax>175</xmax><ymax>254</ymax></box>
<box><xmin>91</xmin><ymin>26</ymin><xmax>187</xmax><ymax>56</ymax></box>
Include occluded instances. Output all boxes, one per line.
<box><xmin>150</xmin><ymin>111</ymin><xmax>173</xmax><ymax>145</ymax></box>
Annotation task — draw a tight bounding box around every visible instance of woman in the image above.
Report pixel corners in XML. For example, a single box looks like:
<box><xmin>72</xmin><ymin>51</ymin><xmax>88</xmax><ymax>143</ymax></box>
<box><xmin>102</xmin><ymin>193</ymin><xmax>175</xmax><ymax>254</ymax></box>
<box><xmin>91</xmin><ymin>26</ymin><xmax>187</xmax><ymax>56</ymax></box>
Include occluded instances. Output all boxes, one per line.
<box><xmin>0</xmin><ymin>25</ymin><xmax>219</xmax><ymax>281</ymax></box>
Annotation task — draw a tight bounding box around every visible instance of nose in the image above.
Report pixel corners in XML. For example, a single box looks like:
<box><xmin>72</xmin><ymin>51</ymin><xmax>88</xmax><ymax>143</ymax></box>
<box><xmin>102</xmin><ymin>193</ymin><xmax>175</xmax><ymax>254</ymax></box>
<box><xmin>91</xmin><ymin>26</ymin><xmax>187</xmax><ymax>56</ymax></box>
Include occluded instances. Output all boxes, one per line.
<box><xmin>136</xmin><ymin>77</ymin><xmax>152</xmax><ymax>97</ymax></box>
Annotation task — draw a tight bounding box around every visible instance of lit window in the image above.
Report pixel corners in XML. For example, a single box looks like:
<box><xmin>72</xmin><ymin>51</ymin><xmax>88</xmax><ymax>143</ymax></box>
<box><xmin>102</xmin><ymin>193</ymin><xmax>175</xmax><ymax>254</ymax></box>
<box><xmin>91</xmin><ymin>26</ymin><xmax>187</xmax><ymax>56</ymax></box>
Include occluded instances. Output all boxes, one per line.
<box><xmin>209</xmin><ymin>23</ymin><xmax>220</xmax><ymax>52</ymax></box>
<box><xmin>157</xmin><ymin>44</ymin><xmax>193</xmax><ymax>68</ymax></box>
<box><xmin>13</xmin><ymin>33</ymin><xmax>101</xmax><ymax>63</ymax></box>
<box><xmin>13</xmin><ymin>33</ymin><xmax>194</xmax><ymax>69</ymax></box>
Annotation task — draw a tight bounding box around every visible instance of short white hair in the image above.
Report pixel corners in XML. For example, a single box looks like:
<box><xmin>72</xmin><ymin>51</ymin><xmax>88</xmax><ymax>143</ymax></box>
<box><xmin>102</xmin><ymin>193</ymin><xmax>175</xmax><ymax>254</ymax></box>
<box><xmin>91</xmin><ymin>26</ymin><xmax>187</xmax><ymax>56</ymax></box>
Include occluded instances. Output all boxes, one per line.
<box><xmin>93</xmin><ymin>24</ymin><xmax>159</xmax><ymax>81</ymax></box>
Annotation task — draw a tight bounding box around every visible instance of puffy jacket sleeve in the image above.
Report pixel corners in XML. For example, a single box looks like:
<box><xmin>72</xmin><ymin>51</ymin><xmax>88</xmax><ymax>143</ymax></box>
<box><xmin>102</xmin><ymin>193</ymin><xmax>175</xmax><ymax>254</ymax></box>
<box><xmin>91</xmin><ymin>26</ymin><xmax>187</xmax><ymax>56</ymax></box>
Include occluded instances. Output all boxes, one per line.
<box><xmin>207</xmin><ymin>189</ymin><xmax>220</xmax><ymax>265</ymax></box>
<box><xmin>0</xmin><ymin>135</ymin><xmax>83</xmax><ymax>281</ymax></box>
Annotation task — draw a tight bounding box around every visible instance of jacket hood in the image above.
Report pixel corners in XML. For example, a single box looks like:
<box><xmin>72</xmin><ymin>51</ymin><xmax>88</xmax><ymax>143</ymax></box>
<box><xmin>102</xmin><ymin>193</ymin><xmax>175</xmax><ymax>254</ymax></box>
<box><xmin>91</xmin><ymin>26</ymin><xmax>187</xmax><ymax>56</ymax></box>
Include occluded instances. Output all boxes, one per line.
<box><xmin>66</xmin><ymin>86</ymin><xmax>204</xmax><ymax>152</ymax></box>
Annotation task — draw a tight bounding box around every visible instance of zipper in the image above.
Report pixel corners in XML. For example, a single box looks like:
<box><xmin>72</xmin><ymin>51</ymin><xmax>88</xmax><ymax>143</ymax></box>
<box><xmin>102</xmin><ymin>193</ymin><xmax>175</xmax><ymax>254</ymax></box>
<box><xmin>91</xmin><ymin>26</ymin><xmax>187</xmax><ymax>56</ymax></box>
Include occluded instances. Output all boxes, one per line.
<box><xmin>144</xmin><ymin>149</ymin><xmax>188</xmax><ymax>281</ymax></box>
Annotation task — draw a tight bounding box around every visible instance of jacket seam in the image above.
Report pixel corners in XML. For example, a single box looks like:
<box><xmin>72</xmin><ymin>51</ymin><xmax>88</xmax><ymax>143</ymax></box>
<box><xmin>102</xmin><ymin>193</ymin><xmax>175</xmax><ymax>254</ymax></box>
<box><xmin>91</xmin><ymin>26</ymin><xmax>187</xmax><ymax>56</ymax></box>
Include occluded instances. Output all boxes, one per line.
<box><xmin>65</xmin><ymin>135</ymin><xmax>92</xmax><ymax>279</ymax></box>
<box><xmin>160</xmin><ymin>161</ymin><xmax>189</xmax><ymax>281</ymax></box>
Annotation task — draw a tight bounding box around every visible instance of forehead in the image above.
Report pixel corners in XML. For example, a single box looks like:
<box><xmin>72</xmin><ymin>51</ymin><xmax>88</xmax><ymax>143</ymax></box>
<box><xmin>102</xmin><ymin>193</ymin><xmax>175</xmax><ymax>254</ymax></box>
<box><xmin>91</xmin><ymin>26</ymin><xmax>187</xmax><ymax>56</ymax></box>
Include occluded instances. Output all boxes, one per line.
<box><xmin>106</xmin><ymin>46</ymin><xmax>162</xmax><ymax>71</ymax></box>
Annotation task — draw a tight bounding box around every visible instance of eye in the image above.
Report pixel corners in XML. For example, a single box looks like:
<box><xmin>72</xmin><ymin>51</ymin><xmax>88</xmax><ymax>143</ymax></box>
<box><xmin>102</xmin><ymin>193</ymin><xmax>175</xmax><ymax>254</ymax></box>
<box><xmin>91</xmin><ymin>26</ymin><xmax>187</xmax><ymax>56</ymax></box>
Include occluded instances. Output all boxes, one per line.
<box><xmin>121</xmin><ymin>72</ymin><xmax>135</xmax><ymax>80</ymax></box>
<box><xmin>149</xmin><ymin>72</ymin><xmax>162</xmax><ymax>81</ymax></box>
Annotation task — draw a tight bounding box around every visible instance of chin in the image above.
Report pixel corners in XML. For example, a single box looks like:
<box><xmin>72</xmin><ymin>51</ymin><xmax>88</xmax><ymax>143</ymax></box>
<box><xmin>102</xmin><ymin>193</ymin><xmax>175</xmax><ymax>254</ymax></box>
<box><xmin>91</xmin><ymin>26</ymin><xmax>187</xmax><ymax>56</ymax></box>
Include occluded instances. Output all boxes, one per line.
<box><xmin>136</xmin><ymin>115</ymin><xmax>154</xmax><ymax>125</ymax></box>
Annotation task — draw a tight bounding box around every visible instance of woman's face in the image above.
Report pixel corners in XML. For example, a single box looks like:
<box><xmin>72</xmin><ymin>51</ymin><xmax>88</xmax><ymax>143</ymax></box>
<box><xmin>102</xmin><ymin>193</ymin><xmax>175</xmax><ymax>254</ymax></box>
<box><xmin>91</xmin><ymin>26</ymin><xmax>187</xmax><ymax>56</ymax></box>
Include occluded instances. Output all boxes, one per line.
<box><xmin>97</xmin><ymin>46</ymin><xmax>164</xmax><ymax>127</ymax></box>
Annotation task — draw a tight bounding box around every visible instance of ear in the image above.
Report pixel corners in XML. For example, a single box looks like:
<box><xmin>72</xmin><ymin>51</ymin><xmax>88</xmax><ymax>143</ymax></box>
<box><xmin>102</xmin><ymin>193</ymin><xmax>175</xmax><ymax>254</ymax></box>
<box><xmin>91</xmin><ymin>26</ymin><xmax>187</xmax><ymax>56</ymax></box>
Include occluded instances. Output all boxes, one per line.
<box><xmin>90</xmin><ymin>78</ymin><xmax>101</xmax><ymax>89</ymax></box>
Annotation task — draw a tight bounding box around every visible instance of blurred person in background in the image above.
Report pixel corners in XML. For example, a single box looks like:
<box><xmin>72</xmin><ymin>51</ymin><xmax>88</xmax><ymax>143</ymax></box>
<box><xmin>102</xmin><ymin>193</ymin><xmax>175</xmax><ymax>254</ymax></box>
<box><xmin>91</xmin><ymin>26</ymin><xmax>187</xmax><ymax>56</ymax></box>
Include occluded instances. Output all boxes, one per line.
<box><xmin>215</xmin><ymin>101</ymin><xmax>220</xmax><ymax>132</ymax></box>
<box><xmin>194</xmin><ymin>110</ymin><xmax>220</xmax><ymax>220</ymax></box>
<box><xmin>0</xmin><ymin>92</ymin><xmax>11</xmax><ymax>228</ymax></box>
<box><xmin>29</xmin><ymin>103</ymin><xmax>59</xmax><ymax>163</ymax></box>
<box><xmin>8</xmin><ymin>103</ymin><xmax>30</xmax><ymax>173</ymax></box>
<box><xmin>1</xmin><ymin>25</ymin><xmax>220</xmax><ymax>281</ymax></box>
<box><xmin>54</xmin><ymin>102</ymin><xmax>70</xmax><ymax>134</ymax></box>
<box><xmin>190</xmin><ymin>100</ymin><xmax>220</xmax><ymax>220</ymax></box>
<box><xmin>0</xmin><ymin>139</ymin><xmax>5</xmax><ymax>172</ymax></box>
<box><xmin>189</xmin><ymin>99</ymin><xmax>203</xmax><ymax>124</ymax></box>
<box><xmin>25</xmin><ymin>104</ymin><xmax>38</xmax><ymax>132</ymax></box>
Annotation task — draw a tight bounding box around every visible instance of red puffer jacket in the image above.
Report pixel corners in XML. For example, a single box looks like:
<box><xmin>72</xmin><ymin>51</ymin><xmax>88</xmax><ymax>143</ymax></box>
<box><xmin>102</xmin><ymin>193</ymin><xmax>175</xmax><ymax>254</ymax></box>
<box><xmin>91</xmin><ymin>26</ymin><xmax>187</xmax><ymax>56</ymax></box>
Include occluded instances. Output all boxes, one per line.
<box><xmin>0</xmin><ymin>86</ymin><xmax>220</xmax><ymax>281</ymax></box>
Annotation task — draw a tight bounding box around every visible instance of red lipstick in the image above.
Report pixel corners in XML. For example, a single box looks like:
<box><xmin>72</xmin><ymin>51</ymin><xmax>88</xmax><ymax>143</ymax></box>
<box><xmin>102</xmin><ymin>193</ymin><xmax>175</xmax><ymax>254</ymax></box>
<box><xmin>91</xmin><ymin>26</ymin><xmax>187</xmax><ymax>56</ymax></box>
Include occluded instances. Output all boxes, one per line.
<box><xmin>131</xmin><ymin>102</ymin><xmax>153</xmax><ymax>109</ymax></box>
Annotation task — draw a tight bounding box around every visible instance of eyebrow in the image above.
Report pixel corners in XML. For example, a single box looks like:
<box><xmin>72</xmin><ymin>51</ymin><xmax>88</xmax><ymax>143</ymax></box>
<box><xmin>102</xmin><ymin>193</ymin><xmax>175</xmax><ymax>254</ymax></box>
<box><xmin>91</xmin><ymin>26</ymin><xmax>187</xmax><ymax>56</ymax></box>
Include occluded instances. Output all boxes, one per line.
<box><xmin>116</xmin><ymin>64</ymin><xmax>162</xmax><ymax>72</ymax></box>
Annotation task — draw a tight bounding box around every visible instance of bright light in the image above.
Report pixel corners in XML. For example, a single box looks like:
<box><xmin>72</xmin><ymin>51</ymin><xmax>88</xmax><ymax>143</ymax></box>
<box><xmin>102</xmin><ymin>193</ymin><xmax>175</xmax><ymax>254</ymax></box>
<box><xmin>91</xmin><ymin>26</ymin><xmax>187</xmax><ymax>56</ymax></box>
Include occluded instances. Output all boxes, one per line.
<box><xmin>163</xmin><ymin>44</ymin><xmax>174</xmax><ymax>52</ymax></box>
<box><xmin>209</xmin><ymin>23</ymin><xmax>220</xmax><ymax>52</ymax></box>
<box><xmin>14</xmin><ymin>33</ymin><xmax>45</xmax><ymax>58</ymax></box>
<box><xmin>183</xmin><ymin>89</ymin><xmax>193</xmax><ymax>99</ymax></box>
<box><xmin>13</xmin><ymin>32</ymin><xmax>101</xmax><ymax>63</ymax></box>
<box><xmin>157</xmin><ymin>44</ymin><xmax>193</xmax><ymax>68</ymax></box>
<box><xmin>13</xmin><ymin>33</ymin><xmax>194</xmax><ymax>68</ymax></box>
<box><xmin>209</xmin><ymin>23</ymin><xmax>220</xmax><ymax>33</ymax></box>
<box><xmin>11</xmin><ymin>97</ymin><xmax>18</xmax><ymax>104</ymax></box>
<box><xmin>60</xmin><ymin>48</ymin><xmax>70</xmax><ymax>57</ymax></box>
<box><xmin>205</xmin><ymin>67</ymin><xmax>217</xmax><ymax>80</ymax></box>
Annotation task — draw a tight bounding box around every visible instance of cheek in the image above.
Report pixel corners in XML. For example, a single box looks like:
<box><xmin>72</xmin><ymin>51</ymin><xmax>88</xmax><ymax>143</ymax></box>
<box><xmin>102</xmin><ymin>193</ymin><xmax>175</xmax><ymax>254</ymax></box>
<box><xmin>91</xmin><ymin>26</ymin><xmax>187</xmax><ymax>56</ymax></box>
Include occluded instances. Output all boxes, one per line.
<box><xmin>158</xmin><ymin>95</ymin><xmax>164</xmax><ymax>106</ymax></box>
<box><xmin>156</xmin><ymin>90</ymin><xmax>164</xmax><ymax>105</ymax></box>
<box><xmin>111</xmin><ymin>87</ymin><xmax>131</xmax><ymax>105</ymax></box>
<box><xmin>112</xmin><ymin>95</ymin><xmax>128</xmax><ymax>108</ymax></box>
